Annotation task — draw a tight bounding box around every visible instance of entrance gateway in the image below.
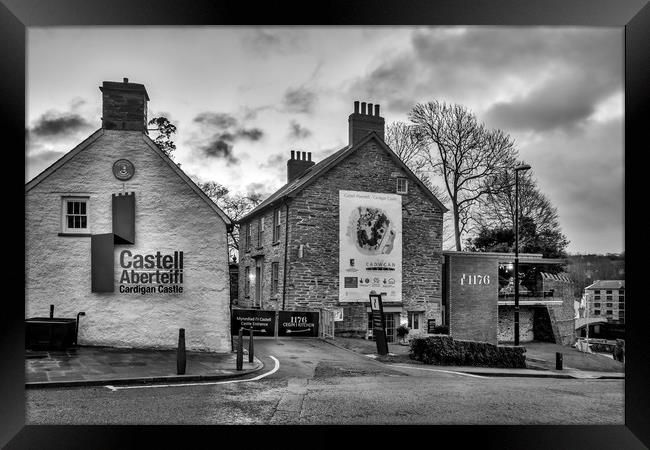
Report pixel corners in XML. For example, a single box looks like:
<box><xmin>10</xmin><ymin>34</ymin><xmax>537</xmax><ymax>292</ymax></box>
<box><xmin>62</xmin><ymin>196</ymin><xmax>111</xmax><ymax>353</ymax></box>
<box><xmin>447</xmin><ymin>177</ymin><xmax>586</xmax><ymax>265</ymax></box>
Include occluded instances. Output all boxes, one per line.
<box><xmin>231</xmin><ymin>309</ymin><xmax>320</xmax><ymax>337</ymax></box>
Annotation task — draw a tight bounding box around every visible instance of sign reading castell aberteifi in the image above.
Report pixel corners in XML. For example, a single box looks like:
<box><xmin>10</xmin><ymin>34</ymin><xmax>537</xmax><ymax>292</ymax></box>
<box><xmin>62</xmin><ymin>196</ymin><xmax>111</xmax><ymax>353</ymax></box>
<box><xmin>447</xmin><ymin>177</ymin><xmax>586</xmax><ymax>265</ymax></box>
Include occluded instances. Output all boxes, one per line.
<box><xmin>339</xmin><ymin>190</ymin><xmax>402</xmax><ymax>303</ymax></box>
<box><xmin>119</xmin><ymin>250</ymin><xmax>184</xmax><ymax>294</ymax></box>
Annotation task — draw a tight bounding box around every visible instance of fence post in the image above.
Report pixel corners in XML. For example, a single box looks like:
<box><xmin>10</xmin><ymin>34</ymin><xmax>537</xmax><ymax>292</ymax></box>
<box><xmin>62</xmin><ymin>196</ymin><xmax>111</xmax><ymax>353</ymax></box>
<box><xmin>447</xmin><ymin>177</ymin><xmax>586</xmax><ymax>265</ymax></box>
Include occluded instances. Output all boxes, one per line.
<box><xmin>236</xmin><ymin>328</ymin><xmax>243</xmax><ymax>371</ymax></box>
<box><xmin>248</xmin><ymin>327</ymin><xmax>254</xmax><ymax>363</ymax></box>
<box><xmin>177</xmin><ymin>328</ymin><xmax>186</xmax><ymax>375</ymax></box>
<box><xmin>50</xmin><ymin>304</ymin><xmax>54</xmax><ymax>318</ymax></box>
<box><xmin>555</xmin><ymin>352</ymin><xmax>563</xmax><ymax>370</ymax></box>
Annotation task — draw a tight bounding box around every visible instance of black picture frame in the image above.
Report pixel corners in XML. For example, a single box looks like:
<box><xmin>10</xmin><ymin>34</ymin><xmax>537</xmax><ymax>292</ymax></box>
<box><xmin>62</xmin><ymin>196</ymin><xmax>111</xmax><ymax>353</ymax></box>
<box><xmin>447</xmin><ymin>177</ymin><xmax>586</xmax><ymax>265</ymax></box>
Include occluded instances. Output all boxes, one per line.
<box><xmin>2</xmin><ymin>0</ymin><xmax>647</xmax><ymax>447</ymax></box>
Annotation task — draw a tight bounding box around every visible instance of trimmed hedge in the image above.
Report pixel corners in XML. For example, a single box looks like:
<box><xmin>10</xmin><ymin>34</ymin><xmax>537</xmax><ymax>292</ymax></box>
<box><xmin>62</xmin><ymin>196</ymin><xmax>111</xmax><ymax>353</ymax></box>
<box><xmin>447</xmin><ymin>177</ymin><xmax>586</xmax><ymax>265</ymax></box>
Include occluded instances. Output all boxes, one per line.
<box><xmin>409</xmin><ymin>335</ymin><xmax>526</xmax><ymax>368</ymax></box>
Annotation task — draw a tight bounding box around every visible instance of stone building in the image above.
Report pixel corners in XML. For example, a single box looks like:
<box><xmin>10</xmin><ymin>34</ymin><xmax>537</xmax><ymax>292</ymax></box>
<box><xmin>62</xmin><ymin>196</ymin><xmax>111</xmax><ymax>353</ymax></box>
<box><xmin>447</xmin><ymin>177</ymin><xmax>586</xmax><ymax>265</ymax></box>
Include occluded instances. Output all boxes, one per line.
<box><xmin>443</xmin><ymin>251</ymin><xmax>576</xmax><ymax>345</ymax></box>
<box><xmin>25</xmin><ymin>78</ymin><xmax>233</xmax><ymax>352</ymax></box>
<box><xmin>236</xmin><ymin>101</ymin><xmax>447</xmax><ymax>341</ymax></box>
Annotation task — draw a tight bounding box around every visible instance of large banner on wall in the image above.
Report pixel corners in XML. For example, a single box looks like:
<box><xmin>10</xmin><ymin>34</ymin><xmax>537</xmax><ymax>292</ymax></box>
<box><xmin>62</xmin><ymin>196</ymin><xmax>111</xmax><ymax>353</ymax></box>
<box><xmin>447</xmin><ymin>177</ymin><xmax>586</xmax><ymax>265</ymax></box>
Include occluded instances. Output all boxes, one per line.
<box><xmin>339</xmin><ymin>190</ymin><xmax>402</xmax><ymax>303</ymax></box>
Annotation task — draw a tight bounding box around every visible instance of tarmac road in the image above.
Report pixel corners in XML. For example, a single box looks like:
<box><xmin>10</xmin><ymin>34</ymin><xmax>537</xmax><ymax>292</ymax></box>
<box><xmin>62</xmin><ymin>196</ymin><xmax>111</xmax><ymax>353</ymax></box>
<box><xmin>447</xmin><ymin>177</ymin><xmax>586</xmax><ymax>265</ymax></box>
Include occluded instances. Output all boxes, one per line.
<box><xmin>25</xmin><ymin>338</ymin><xmax>624</xmax><ymax>425</ymax></box>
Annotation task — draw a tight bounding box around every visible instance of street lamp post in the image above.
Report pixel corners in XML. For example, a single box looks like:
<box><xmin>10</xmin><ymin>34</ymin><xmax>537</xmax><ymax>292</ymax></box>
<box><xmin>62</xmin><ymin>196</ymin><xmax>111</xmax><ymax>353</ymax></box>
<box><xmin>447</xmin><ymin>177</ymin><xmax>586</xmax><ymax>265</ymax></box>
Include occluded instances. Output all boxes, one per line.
<box><xmin>513</xmin><ymin>163</ymin><xmax>531</xmax><ymax>346</ymax></box>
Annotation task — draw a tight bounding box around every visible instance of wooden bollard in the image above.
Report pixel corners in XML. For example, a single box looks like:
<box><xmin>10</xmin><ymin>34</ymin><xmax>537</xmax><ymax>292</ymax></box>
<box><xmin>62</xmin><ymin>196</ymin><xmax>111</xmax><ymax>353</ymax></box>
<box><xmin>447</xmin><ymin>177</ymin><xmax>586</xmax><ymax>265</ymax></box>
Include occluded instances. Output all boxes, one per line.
<box><xmin>177</xmin><ymin>328</ymin><xmax>186</xmax><ymax>375</ymax></box>
<box><xmin>236</xmin><ymin>328</ymin><xmax>243</xmax><ymax>371</ymax></box>
<box><xmin>49</xmin><ymin>304</ymin><xmax>54</xmax><ymax>318</ymax></box>
<box><xmin>248</xmin><ymin>327</ymin><xmax>254</xmax><ymax>363</ymax></box>
<box><xmin>555</xmin><ymin>352</ymin><xmax>563</xmax><ymax>370</ymax></box>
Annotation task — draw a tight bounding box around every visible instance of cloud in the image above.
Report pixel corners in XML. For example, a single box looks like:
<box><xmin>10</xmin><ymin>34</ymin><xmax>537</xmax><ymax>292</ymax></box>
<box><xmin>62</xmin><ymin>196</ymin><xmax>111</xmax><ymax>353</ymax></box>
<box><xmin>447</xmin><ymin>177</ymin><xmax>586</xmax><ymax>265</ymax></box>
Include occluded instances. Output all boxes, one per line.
<box><xmin>288</xmin><ymin>120</ymin><xmax>312</xmax><ymax>139</ymax></box>
<box><xmin>30</xmin><ymin>110</ymin><xmax>92</xmax><ymax>137</ymax></box>
<box><xmin>193</xmin><ymin>112</ymin><xmax>238</xmax><ymax>129</ymax></box>
<box><xmin>242</xmin><ymin>29</ymin><xmax>307</xmax><ymax>55</ymax></box>
<box><xmin>26</xmin><ymin>150</ymin><xmax>67</xmax><ymax>181</ymax></box>
<box><xmin>282</xmin><ymin>86</ymin><xmax>317</xmax><ymax>114</ymax></box>
<box><xmin>346</xmin><ymin>27</ymin><xmax>623</xmax><ymax>132</ymax></box>
<box><xmin>190</xmin><ymin>111</ymin><xmax>265</xmax><ymax>165</ymax></box>
<box><xmin>201</xmin><ymin>137</ymin><xmax>238</xmax><ymax>165</ymax></box>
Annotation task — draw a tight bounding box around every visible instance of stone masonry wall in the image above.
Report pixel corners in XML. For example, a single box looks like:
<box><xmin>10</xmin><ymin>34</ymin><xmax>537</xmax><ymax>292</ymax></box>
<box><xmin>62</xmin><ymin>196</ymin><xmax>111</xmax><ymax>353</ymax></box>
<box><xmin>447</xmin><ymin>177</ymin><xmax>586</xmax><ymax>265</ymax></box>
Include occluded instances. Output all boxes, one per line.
<box><xmin>544</xmin><ymin>277</ymin><xmax>577</xmax><ymax>345</ymax></box>
<box><xmin>447</xmin><ymin>254</ymin><xmax>499</xmax><ymax>344</ymax></box>
<box><xmin>285</xmin><ymin>139</ymin><xmax>444</xmax><ymax>335</ymax></box>
<box><xmin>497</xmin><ymin>306</ymin><xmax>535</xmax><ymax>343</ymax></box>
<box><xmin>238</xmin><ymin>204</ymin><xmax>287</xmax><ymax>311</ymax></box>
<box><xmin>25</xmin><ymin>130</ymin><xmax>231</xmax><ymax>351</ymax></box>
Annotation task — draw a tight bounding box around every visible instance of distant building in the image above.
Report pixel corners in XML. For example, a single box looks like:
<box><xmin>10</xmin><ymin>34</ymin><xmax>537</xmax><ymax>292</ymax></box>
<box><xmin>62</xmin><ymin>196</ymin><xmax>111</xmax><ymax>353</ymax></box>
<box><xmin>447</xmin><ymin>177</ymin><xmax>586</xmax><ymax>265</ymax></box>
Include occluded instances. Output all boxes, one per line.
<box><xmin>584</xmin><ymin>280</ymin><xmax>625</xmax><ymax>323</ymax></box>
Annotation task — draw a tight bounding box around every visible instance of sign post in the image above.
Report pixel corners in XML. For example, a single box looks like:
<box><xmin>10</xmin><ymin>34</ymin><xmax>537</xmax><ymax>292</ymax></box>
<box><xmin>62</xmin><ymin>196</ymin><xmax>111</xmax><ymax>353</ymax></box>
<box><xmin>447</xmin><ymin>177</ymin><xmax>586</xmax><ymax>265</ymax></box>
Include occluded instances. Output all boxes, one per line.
<box><xmin>369</xmin><ymin>293</ymin><xmax>388</xmax><ymax>355</ymax></box>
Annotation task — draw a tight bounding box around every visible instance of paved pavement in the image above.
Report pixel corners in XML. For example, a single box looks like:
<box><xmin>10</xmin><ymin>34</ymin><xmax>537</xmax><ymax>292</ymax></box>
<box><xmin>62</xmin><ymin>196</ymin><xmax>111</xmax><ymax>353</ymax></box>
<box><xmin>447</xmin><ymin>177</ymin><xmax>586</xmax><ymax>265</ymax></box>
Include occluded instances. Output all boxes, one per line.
<box><xmin>24</xmin><ymin>338</ymin><xmax>625</xmax><ymax>426</ymax></box>
<box><xmin>25</xmin><ymin>345</ymin><xmax>263</xmax><ymax>388</ymax></box>
<box><xmin>24</xmin><ymin>336</ymin><xmax>623</xmax><ymax>390</ymax></box>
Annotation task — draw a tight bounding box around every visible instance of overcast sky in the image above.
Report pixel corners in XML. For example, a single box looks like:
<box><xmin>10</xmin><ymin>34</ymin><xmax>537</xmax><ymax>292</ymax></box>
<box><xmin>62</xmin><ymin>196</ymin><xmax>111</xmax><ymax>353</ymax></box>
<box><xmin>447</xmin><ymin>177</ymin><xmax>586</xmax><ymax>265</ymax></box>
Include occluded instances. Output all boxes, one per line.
<box><xmin>26</xmin><ymin>27</ymin><xmax>624</xmax><ymax>255</ymax></box>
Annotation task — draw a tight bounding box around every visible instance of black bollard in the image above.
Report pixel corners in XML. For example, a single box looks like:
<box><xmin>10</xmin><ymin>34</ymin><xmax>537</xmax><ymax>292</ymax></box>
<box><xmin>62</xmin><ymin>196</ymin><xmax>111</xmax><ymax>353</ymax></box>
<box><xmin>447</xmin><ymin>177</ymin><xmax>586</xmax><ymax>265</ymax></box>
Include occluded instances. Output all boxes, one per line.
<box><xmin>50</xmin><ymin>304</ymin><xmax>54</xmax><ymax>318</ymax></box>
<box><xmin>177</xmin><ymin>328</ymin><xmax>186</xmax><ymax>375</ymax></box>
<box><xmin>236</xmin><ymin>328</ymin><xmax>243</xmax><ymax>371</ymax></box>
<box><xmin>555</xmin><ymin>352</ymin><xmax>563</xmax><ymax>370</ymax></box>
<box><xmin>248</xmin><ymin>328</ymin><xmax>254</xmax><ymax>363</ymax></box>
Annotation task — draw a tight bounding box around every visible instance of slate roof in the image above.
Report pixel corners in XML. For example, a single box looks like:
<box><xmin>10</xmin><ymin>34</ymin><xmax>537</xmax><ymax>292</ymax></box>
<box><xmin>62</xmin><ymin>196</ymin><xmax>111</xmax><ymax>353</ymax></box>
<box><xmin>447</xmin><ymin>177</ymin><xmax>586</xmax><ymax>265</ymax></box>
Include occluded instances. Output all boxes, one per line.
<box><xmin>585</xmin><ymin>280</ymin><xmax>625</xmax><ymax>290</ymax></box>
<box><xmin>240</xmin><ymin>132</ymin><xmax>448</xmax><ymax>222</ymax></box>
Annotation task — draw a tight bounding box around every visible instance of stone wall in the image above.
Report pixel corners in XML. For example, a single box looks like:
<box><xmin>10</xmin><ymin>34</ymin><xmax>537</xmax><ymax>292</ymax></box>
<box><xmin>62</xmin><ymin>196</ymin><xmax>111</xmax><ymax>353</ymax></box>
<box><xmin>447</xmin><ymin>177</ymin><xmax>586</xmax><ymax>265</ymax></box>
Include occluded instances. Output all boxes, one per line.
<box><xmin>497</xmin><ymin>306</ymin><xmax>535</xmax><ymax>343</ymax></box>
<box><xmin>446</xmin><ymin>253</ymin><xmax>499</xmax><ymax>344</ymax></box>
<box><xmin>25</xmin><ymin>130</ymin><xmax>231</xmax><ymax>351</ymax></box>
<box><xmin>544</xmin><ymin>277</ymin><xmax>577</xmax><ymax>345</ymax></box>
<box><xmin>238</xmin><ymin>137</ymin><xmax>445</xmax><ymax>336</ymax></box>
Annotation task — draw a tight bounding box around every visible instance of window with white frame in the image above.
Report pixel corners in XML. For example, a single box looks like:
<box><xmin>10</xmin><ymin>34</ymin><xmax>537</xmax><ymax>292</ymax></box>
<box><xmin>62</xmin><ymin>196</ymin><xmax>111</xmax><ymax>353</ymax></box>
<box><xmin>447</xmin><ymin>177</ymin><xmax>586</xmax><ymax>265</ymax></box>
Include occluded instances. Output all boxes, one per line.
<box><xmin>396</xmin><ymin>177</ymin><xmax>408</xmax><ymax>194</ymax></box>
<box><xmin>62</xmin><ymin>197</ymin><xmax>89</xmax><ymax>233</ymax></box>
<box><xmin>407</xmin><ymin>311</ymin><xmax>423</xmax><ymax>330</ymax></box>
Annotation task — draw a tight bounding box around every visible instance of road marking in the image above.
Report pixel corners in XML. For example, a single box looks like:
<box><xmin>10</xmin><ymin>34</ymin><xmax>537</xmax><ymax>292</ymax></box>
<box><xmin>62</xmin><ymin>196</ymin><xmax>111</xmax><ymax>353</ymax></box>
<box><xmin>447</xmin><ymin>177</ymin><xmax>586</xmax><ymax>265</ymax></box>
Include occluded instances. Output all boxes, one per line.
<box><xmin>387</xmin><ymin>364</ymin><xmax>488</xmax><ymax>379</ymax></box>
<box><xmin>104</xmin><ymin>356</ymin><xmax>280</xmax><ymax>391</ymax></box>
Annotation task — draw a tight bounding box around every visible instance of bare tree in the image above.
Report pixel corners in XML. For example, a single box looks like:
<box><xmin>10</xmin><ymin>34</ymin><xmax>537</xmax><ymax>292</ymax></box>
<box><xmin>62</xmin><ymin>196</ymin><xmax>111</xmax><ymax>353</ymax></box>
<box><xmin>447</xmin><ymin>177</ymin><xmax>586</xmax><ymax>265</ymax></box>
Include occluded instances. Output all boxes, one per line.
<box><xmin>196</xmin><ymin>180</ymin><xmax>262</xmax><ymax>261</ymax></box>
<box><xmin>475</xmin><ymin>168</ymin><xmax>562</xmax><ymax>235</ymax></box>
<box><xmin>409</xmin><ymin>101</ymin><xmax>517</xmax><ymax>250</ymax></box>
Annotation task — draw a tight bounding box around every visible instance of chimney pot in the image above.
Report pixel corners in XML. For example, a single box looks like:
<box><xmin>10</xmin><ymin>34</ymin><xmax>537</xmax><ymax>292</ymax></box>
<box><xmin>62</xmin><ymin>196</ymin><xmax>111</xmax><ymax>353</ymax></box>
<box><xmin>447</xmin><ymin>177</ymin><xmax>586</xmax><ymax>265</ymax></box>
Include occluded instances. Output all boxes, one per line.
<box><xmin>302</xmin><ymin>151</ymin><xmax>307</xmax><ymax>160</ymax></box>
<box><xmin>291</xmin><ymin>150</ymin><xmax>295</xmax><ymax>160</ymax></box>
<box><xmin>375</xmin><ymin>104</ymin><xmax>380</xmax><ymax>116</ymax></box>
<box><xmin>354</xmin><ymin>101</ymin><xmax>359</xmax><ymax>113</ymax></box>
<box><xmin>368</xmin><ymin>103</ymin><xmax>374</xmax><ymax>115</ymax></box>
<box><xmin>123</xmin><ymin>78</ymin><xmax>128</xmax><ymax>83</ymax></box>
<box><xmin>361</xmin><ymin>102</ymin><xmax>367</xmax><ymax>115</ymax></box>
<box><xmin>308</xmin><ymin>152</ymin><xmax>312</xmax><ymax>161</ymax></box>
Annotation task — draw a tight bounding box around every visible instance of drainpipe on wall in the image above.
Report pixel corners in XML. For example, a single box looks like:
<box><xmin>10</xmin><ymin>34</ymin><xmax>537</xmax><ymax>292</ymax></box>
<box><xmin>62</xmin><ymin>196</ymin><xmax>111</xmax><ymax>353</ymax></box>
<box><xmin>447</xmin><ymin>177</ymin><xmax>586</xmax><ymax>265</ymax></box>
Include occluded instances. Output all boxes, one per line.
<box><xmin>282</xmin><ymin>201</ymin><xmax>290</xmax><ymax>311</ymax></box>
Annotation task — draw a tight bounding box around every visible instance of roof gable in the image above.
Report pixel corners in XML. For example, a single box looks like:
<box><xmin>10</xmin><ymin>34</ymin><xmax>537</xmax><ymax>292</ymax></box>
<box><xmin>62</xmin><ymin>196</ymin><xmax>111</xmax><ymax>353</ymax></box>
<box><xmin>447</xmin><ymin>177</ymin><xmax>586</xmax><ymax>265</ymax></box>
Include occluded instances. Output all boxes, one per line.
<box><xmin>25</xmin><ymin>129</ymin><xmax>232</xmax><ymax>227</ymax></box>
<box><xmin>242</xmin><ymin>132</ymin><xmax>448</xmax><ymax>221</ymax></box>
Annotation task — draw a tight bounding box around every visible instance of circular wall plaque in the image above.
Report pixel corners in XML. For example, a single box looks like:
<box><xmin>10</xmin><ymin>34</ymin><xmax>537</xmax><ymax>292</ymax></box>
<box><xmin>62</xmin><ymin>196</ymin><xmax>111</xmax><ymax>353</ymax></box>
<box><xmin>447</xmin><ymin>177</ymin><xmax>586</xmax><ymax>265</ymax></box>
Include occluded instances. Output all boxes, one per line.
<box><xmin>112</xmin><ymin>159</ymin><xmax>135</xmax><ymax>181</ymax></box>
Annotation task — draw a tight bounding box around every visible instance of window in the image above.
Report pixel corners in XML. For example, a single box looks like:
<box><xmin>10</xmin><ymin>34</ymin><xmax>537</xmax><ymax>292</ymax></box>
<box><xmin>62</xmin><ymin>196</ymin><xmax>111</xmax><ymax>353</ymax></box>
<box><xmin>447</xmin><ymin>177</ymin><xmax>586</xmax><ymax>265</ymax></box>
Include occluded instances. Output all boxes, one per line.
<box><xmin>271</xmin><ymin>262</ymin><xmax>279</xmax><ymax>296</ymax></box>
<box><xmin>257</xmin><ymin>217</ymin><xmax>263</xmax><ymax>248</ymax></box>
<box><xmin>606</xmin><ymin>310</ymin><xmax>613</xmax><ymax>315</ymax></box>
<box><xmin>408</xmin><ymin>312</ymin><xmax>423</xmax><ymax>330</ymax></box>
<box><xmin>595</xmin><ymin>290</ymin><xmax>601</xmax><ymax>294</ymax></box>
<box><xmin>606</xmin><ymin>290</ymin><xmax>612</xmax><ymax>295</ymax></box>
<box><xmin>245</xmin><ymin>223</ymin><xmax>251</xmax><ymax>251</ymax></box>
<box><xmin>594</xmin><ymin>295</ymin><xmax>601</xmax><ymax>300</ymax></box>
<box><xmin>396</xmin><ymin>177</ymin><xmax>408</xmax><ymax>194</ymax></box>
<box><xmin>62</xmin><ymin>197</ymin><xmax>89</xmax><ymax>233</ymax></box>
<box><xmin>606</xmin><ymin>303</ymin><xmax>613</xmax><ymax>308</ymax></box>
<box><xmin>594</xmin><ymin>303</ymin><xmax>601</xmax><ymax>308</ymax></box>
<box><xmin>619</xmin><ymin>303</ymin><xmax>625</xmax><ymax>310</ymax></box>
<box><xmin>606</xmin><ymin>295</ymin><xmax>612</xmax><ymax>301</ymax></box>
<box><xmin>619</xmin><ymin>296</ymin><xmax>625</xmax><ymax>302</ymax></box>
<box><xmin>273</xmin><ymin>209</ymin><xmax>281</xmax><ymax>242</ymax></box>
<box><xmin>244</xmin><ymin>266</ymin><xmax>250</xmax><ymax>296</ymax></box>
<box><xmin>594</xmin><ymin>310</ymin><xmax>600</xmax><ymax>315</ymax></box>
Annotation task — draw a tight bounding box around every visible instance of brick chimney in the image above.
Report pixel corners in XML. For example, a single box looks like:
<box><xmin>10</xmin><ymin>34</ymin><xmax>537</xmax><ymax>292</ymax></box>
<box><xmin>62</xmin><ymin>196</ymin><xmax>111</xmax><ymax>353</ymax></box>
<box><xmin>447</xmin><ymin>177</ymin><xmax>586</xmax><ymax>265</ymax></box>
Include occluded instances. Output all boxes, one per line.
<box><xmin>348</xmin><ymin>100</ymin><xmax>385</xmax><ymax>146</ymax></box>
<box><xmin>287</xmin><ymin>150</ymin><xmax>315</xmax><ymax>183</ymax></box>
<box><xmin>100</xmin><ymin>78</ymin><xmax>150</xmax><ymax>132</ymax></box>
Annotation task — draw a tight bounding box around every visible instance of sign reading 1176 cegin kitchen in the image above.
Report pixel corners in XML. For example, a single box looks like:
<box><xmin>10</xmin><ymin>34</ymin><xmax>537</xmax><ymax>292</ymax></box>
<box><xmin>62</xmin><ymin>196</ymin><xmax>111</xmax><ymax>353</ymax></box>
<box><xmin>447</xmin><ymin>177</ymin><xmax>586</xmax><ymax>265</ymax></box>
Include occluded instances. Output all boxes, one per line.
<box><xmin>119</xmin><ymin>250</ymin><xmax>184</xmax><ymax>294</ymax></box>
<box><xmin>339</xmin><ymin>190</ymin><xmax>402</xmax><ymax>303</ymax></box>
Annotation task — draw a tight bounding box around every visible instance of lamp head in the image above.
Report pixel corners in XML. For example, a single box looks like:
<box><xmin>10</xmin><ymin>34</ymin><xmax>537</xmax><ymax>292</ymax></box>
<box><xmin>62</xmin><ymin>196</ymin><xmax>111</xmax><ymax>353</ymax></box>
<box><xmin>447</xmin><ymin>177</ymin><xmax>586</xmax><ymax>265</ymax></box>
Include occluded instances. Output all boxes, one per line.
<box><xmin>515</xmin><ymin>164</ymin><xmax>531</xmax><ymax>172</ymax></box>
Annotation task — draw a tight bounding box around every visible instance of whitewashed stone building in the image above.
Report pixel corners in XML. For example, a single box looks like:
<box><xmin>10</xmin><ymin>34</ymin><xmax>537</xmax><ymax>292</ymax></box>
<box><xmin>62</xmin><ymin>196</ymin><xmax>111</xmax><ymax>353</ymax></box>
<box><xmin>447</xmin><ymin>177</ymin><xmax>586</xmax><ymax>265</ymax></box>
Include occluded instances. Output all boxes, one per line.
<box><xmin>25</xmin><ymin>79</ymin><xmax>233</xmax><ymax>352</ymax></box>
